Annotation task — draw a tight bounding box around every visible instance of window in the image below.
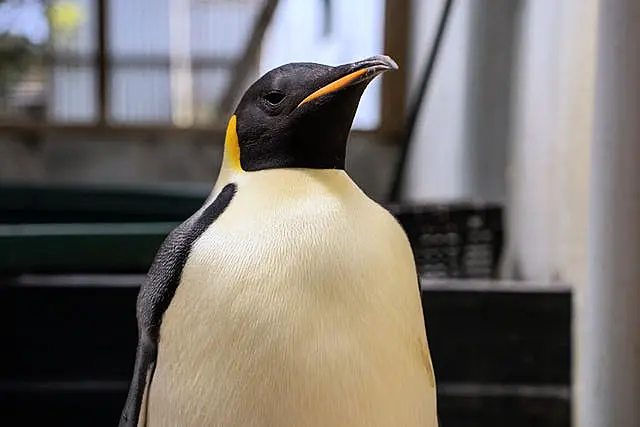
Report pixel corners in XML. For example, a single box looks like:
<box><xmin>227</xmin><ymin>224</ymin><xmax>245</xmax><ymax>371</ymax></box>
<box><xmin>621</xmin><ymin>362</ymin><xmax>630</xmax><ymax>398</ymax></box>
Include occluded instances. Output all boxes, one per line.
<box><xmin>0</xmin><ymin>0</ymin><xmax>266</xmax><ymax>126</ymax></box>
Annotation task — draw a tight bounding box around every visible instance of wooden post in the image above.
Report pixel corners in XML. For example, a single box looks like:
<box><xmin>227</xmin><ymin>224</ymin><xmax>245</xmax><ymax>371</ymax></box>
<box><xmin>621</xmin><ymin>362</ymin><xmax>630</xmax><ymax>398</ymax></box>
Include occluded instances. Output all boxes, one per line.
<box><xmin>217</xmin><ymin>0</ymin><xmax>280</xmax><ymax>119</ymax></box>
<box><xmin>96</xmin><ymin>0</ymin><xmax>109</xmax><ymax>124</ymax></box>
<box><xmin>380</xmin><ymin>0</ymin><xmax>410</xmax><ymax>139</ymax></box>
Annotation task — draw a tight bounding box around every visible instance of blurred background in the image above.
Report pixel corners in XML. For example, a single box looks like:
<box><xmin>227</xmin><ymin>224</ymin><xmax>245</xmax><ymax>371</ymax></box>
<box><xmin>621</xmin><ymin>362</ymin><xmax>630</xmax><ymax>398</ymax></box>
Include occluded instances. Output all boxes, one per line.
<box><xmin>0</xmin><ymin>0</ymin><xmax>637</xmax><ymax>426</ymax></box>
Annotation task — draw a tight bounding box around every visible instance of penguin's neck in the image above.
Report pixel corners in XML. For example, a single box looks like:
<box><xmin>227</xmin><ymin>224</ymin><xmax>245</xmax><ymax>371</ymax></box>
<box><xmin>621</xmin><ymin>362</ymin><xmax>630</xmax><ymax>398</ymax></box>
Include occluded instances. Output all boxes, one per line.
<box><xmin>211</xmin><ymin>116</ymin><xmax>354</xmax><ymax>199</ymax></box>
<box><xmin>220</xmin><ymin>167</ymin><xmax>359</xmax><ymax>200</ymax></box>
<box><xmin>212</xmin><ymin>136</ymin><xmax>360</xmax><ymax>202</ymax></box>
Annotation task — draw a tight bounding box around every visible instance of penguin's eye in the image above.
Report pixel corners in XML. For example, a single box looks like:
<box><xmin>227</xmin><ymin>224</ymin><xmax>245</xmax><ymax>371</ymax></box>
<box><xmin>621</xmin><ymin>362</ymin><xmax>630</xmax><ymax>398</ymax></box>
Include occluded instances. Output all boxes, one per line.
<box><xmin>264</xmin><ymin>91</ymin><xmax>286</xmax><ymax>105</ymax></box>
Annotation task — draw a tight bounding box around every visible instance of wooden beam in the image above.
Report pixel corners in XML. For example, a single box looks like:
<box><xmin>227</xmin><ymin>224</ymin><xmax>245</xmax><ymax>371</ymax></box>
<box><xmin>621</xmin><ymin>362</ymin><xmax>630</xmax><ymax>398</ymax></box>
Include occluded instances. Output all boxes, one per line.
<box><xmin>380</xmin><ymin>0</ymin><xmax>411</xmax><ymax>139</ymax></box>
<box><xmin>0</xmin><ymin>120</ymin><xmax>226</xmax><ymax>138</ymax></box>
<box><xmin>44</xmin><ymin>54</ymin><xmax>235</xmax><ymax>69</ymax></box>
<box><xmin>0</xmin><ymin>119</ymin><xmax>389</xmax><ymax>140</ymax></box>
<box><xmin>217</xmin><ymin>0</ymin><xmax>280</xmax><ymax>117</ymax></box>
<box><xmin>96</xmin><ymin>0</ymin><xmax>109</xmax><ymax>124</ymax></box>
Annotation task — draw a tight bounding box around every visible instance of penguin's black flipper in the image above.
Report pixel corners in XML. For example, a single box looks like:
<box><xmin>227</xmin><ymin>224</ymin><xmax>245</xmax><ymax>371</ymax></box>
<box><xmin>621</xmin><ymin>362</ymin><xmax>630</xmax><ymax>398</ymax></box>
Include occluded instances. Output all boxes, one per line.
<box><xmin>119</xmin><ymin>339</ymin><xmax>157</xmax><ymax>427</ymax></box>
<box><xmin>119</xmin><ymin>183</ymin><xmax>237</xmax><ymax>427</ymax></box>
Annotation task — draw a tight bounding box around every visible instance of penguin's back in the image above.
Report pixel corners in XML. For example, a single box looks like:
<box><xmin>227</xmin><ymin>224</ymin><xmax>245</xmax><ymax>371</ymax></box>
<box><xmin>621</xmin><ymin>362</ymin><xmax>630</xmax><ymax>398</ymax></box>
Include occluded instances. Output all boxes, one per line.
<box><xmin>147</xmin><ymin>169</ymin><xmax>437</xmax><ymax>427</ymax></box>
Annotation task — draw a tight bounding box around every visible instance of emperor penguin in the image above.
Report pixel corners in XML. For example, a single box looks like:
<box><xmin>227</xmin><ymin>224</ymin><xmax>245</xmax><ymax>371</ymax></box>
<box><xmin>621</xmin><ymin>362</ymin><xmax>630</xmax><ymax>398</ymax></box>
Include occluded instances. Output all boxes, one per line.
<box><xmin>119</xmin><ymin>55</ymin><xmax>438</xmax><ymax>427</ymax></box>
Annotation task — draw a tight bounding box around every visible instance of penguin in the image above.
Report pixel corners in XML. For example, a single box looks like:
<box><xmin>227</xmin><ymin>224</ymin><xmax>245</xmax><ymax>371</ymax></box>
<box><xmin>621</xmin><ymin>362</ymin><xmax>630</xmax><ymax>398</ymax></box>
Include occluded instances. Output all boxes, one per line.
<box><xmin>119</xmin><ymin>55</ymin><xmax>438</xmax><ymax>427</ymax></box>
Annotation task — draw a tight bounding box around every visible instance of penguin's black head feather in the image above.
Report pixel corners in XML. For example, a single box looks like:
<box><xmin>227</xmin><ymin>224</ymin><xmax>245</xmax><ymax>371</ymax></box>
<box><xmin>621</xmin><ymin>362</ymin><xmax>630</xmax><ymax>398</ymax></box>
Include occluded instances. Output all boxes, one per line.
<box><xmin>230</xmin><ymin>55</ymin><xmax>398</xmax><ymax>171</ymax></box>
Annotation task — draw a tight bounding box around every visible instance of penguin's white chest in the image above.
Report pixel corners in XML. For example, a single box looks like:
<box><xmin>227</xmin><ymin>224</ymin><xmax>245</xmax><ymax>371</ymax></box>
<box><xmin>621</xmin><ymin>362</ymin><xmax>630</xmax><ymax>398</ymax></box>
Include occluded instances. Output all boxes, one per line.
<box><xmin>147</xmin><ymin>170</ymin><xmax>437</xmax><ymax>427</ymax></box>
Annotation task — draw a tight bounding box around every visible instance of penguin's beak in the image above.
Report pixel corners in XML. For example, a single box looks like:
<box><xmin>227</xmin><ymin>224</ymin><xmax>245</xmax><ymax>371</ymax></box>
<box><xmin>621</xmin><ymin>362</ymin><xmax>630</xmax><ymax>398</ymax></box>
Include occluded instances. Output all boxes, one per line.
<box><xmin>297</xmin><ymin>55</ymin><xmax>398</xmax><ymax>108</ymax></box>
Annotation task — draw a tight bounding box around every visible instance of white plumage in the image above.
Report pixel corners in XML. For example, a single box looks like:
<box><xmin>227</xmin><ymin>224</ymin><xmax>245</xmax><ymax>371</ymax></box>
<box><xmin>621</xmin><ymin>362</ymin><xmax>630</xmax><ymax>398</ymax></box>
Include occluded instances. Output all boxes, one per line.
<box><xmin>146</xmin><ymin>166</ymin><xmax>438</xmax><ymax>427</ymax></box>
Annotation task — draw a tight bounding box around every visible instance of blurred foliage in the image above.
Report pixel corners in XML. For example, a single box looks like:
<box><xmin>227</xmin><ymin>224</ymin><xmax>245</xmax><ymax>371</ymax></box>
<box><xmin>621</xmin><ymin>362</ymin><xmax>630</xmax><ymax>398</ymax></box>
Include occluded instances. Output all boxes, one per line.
<box><xmin>0</xmin><ymin>33</ymin><xmax>41</xmax><ymax>98</ymax></box>
<box><xmin>0</xmin><ymin>0</ymin><xmax>41</xmax><ymax>96</ymax></box>
<box><xmin>0</xmin><ymin>0</ymin><xmax>83</xmax><ymax>97</ymax></box>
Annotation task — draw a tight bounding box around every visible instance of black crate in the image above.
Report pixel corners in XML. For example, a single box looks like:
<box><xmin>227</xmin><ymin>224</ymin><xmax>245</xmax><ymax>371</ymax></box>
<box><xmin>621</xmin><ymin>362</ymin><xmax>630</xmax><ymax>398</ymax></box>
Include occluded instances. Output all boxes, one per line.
<box><xmin>386</xmin><ymin>203</ymin><xmax>504</xmax><ymax>279</ymax></box>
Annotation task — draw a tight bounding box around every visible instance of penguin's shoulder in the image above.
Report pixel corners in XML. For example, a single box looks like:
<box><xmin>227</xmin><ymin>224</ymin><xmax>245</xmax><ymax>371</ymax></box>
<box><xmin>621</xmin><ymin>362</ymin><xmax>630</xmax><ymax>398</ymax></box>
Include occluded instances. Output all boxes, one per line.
<box><xmin>136</xmin><ymin>183</ymin><xmax>237</xmax><ymax>336</ymax></box>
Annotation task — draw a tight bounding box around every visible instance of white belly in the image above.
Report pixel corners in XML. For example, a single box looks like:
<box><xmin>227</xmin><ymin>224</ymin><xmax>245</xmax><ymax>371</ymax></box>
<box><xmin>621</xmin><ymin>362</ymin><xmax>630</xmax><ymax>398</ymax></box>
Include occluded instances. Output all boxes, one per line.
<box><xmin>146</xmin><ymin>169</ymin><xmax>437</xmax><ymax>427</ymax></box>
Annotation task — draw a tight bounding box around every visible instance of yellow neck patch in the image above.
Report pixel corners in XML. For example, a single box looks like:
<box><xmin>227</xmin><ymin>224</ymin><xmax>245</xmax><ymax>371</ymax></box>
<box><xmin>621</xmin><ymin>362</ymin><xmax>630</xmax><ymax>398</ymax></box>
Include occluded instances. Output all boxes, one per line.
<box><xmin>224</xmin><ymin>115</ymin><xmax>242</xmax><ymax>171</ymax></box>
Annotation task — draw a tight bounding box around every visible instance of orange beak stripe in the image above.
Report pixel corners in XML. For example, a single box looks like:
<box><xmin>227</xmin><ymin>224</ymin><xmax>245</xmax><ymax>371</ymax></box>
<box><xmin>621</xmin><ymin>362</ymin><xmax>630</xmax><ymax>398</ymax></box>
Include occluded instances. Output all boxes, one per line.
<box><xmin>297</xmin><ymin>68</ymin><xmax>368</xmax><ymax>108</ymax></box>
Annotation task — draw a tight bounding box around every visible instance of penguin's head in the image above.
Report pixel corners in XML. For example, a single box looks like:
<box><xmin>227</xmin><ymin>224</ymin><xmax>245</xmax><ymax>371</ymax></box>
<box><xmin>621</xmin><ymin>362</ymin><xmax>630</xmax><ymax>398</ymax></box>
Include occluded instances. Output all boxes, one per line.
<box><xmin>224</xmin><ymin>55</ymin><xmax>398</xmax><ymax>172</ymax></box>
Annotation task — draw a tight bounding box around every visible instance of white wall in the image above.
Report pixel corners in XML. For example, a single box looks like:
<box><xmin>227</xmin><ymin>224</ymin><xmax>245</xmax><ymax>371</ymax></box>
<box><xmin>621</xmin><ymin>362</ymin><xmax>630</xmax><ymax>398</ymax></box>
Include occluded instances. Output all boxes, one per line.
<box><xmin>552</xmin><ymin>0</ymin><xmax>598</xmax><ymax>288</ymax></box>
<box><xmin>506</xmin><ymin>0</ymin><xmax>563</xmax><ymax>280</ymax></box>
<box><xmin>402</xmin><ymin>0</ymin><xmax>517</xmax><ymax>203</ymax></box>
<box><xmin>506</xmin><ymin>0</ymin><xmax>597</xmax><ymax>283</ymax></box>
